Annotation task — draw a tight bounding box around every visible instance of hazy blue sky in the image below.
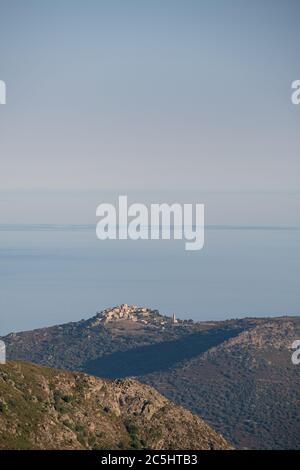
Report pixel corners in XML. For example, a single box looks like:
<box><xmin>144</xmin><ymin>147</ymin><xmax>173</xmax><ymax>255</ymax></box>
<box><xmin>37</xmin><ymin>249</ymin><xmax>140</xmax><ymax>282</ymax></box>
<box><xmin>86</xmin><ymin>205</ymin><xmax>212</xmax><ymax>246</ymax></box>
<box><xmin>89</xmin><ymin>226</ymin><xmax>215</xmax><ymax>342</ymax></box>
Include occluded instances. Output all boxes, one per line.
<box><xmin>0</xmin><ymin>0</ymin><xmax>299</xmax><ymax>197</ymax></box>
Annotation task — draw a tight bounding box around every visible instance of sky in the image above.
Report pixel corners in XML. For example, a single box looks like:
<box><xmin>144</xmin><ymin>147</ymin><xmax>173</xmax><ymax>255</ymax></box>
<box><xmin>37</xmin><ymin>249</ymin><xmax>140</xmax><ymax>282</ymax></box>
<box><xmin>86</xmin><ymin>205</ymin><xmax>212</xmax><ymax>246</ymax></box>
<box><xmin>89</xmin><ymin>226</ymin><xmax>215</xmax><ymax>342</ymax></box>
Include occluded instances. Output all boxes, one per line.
<box><xmin>0</xmin><ymin>0</ymin><xmax>299</xmax><ymax>202</ymax></box>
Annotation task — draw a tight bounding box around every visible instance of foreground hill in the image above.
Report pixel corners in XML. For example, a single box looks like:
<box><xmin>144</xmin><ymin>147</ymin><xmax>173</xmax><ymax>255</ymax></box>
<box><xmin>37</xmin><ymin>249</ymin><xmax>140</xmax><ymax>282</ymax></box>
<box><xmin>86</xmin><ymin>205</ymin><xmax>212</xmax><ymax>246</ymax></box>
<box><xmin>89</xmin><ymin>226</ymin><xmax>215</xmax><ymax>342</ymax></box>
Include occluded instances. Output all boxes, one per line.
<box><xmin>2</xmin><ymin>306</ymin><xmax>300</xmax><ymax>449</ymax></box>
<box><xmin>0</xmin><ymin>361</ymin><xmax>231</xmax><ymax>450</ymax></box>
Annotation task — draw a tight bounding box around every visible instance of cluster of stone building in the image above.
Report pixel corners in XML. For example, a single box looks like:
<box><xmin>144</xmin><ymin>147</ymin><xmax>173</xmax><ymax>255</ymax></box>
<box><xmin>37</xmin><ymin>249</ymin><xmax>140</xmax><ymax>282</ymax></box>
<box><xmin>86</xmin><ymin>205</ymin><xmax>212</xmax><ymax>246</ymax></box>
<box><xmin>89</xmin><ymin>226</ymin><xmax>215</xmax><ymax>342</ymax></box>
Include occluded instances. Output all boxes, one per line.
<box><xmin>94</xmin><ymin>304</ymin><xmax>179</xmax><ymax>326</ymax></box>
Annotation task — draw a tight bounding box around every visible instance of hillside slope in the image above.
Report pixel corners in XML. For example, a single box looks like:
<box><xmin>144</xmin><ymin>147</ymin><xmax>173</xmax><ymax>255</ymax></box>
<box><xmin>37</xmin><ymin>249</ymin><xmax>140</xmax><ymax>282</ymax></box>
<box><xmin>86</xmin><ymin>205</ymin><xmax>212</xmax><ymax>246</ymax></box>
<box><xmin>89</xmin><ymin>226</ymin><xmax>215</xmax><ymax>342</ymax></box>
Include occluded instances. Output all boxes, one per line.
<box><xmin>2</xmin><ymin>307</ymin><xmax>299</xmax><ymax>449</ymax></box>
<box><xmin>2</xmin><ymin>305</ymin><xmax>247</xmax><ymax>373</ymax></box>
<box><xmin>140</xmin><ymin>318</ymin><xmax>300</xmax><ymax>449</ymax></box>
<box><xmin>0</xmin><ymin>361</ymin><xmax>231</xmax><ymax>450</ymax></box>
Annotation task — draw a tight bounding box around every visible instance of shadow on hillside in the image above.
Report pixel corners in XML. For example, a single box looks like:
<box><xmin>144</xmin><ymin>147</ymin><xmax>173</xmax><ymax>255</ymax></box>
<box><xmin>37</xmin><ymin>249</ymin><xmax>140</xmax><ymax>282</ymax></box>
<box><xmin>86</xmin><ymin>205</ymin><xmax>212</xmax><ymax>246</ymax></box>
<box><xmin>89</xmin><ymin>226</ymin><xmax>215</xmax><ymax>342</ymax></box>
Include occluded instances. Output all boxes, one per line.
<box><xmin>83</xmin><ymin>328</ymin><xmax>241</xmax><ymax>378</ymax></box>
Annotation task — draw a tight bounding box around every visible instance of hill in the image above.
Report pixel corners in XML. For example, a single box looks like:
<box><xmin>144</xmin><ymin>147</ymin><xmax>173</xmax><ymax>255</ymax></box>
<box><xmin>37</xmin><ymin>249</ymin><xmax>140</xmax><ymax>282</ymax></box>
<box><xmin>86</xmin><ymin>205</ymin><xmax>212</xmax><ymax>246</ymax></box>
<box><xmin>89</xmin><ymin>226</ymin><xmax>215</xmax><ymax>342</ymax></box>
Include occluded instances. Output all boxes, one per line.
<box><xmin>140</xmin><ymin>317</ymin><xmax>300</xmax><ymax>449</ymax></box>
<box><xmin>0</xmin><ymin>360</ymin><xmax>231</xmax><ymax>450</ymax></box>
<box><xmin>2</xmin><ymin>306</ymin><xmax>300</xmax><ymax>449</ymax></box>
<box><xmin>2</xmin><ymin>304</ymin><xmax>248</xmax><ymax>372</ymax></box>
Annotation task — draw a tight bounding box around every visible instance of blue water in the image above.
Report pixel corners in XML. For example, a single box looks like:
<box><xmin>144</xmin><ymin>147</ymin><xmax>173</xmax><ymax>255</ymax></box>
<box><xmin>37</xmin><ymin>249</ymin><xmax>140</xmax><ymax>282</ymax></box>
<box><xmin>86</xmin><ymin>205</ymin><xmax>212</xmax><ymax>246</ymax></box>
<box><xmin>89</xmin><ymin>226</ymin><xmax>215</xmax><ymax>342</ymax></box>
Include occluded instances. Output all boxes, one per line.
<box><xmin>0</xmin><ymin>225</ymin><xmax>299</xmax><ymax>335</ymax></box>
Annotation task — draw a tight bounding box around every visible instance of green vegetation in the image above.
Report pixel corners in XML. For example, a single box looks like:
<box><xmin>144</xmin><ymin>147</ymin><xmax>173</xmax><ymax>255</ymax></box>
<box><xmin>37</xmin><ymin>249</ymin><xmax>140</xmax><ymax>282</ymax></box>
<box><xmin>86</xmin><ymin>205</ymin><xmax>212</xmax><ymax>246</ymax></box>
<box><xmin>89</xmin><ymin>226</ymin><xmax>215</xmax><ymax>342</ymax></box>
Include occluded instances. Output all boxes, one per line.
<box><xmin>0</xmin><ymin>360</ymin><xmax>231</xmax><ymax>450</ymax></box>
<box><xmin>3</xmin><ymin>308</ymin><xmax>299</xmax><ymax>449</ymax></box>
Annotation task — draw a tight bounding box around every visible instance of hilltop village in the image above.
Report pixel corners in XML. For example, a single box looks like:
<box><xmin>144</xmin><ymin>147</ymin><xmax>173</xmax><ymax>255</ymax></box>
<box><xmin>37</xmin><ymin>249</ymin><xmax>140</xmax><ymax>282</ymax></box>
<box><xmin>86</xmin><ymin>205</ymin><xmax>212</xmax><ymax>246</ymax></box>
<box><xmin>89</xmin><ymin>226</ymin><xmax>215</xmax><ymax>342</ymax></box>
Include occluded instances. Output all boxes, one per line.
<box><xmin>90</xmin><ymin>304</ymin><xmax>185</xmax><ymax>328</ymax></box>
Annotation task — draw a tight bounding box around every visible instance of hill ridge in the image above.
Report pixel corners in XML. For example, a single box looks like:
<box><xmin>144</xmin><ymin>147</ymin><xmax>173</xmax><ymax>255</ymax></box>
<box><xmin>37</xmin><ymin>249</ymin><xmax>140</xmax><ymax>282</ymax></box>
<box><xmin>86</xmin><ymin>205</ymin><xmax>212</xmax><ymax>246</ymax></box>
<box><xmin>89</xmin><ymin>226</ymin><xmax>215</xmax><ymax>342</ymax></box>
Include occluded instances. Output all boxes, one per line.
<box><xmin>0</xmin><ymin>360</ymin><xmax>231</xmax><ymax>450</ymax></box>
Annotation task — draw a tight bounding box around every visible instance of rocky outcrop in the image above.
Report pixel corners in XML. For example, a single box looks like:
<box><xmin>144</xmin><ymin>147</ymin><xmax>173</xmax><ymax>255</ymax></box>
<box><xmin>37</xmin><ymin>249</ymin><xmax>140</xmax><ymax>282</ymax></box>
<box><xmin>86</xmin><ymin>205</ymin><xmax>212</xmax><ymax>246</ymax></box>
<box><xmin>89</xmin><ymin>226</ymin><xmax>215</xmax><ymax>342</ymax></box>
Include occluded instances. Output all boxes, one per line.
<box><xmin>0</xmin><ymin>361</ymin><xmax>232</xmax><ymax>450</ymax></box>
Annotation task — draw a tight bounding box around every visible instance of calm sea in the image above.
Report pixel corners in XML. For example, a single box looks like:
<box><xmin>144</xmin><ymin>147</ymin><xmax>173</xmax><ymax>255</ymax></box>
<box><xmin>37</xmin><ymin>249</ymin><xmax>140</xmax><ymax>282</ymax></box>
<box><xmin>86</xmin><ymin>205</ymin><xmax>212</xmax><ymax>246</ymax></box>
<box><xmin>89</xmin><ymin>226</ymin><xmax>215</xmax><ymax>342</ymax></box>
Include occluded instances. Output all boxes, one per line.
<box><xmin>0</xmin><ymin>224</ymin><xmax>299</xmax><ymax>334</ymax></box>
